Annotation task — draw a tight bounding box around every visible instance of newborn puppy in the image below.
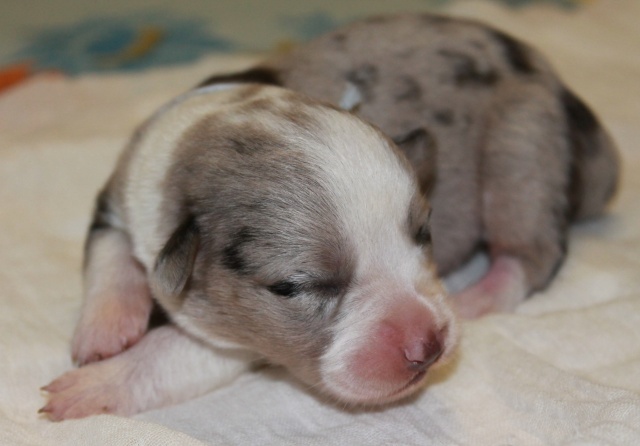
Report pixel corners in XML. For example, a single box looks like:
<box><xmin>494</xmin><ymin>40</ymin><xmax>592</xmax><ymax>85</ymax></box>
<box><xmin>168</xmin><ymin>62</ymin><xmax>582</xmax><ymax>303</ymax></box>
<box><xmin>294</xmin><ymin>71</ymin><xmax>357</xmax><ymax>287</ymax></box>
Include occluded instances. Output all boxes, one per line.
<box><xmin>201</xmin><ymin>13</ymin><xmax>620</xmax><ymax>318</ymax></box>
<box><xmin>42</xmin><ymin>83</ymin><xmax>456</xmax><ymax>419</ymax></box>
<box><xmin>43</xmin><ymin>13</ymin><xmax>620</xmax><ymax>420</ymax></box>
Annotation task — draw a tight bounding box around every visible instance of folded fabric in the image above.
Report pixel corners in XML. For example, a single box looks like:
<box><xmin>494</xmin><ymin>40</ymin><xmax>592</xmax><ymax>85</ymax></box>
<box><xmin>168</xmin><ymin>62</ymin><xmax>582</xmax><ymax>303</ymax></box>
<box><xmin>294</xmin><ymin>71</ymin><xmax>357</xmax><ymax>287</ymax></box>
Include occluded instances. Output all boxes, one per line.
<box><xmin>1</xmin><ymin>1</ymin><xmax>638</xmax><ymax>444</ymax></box>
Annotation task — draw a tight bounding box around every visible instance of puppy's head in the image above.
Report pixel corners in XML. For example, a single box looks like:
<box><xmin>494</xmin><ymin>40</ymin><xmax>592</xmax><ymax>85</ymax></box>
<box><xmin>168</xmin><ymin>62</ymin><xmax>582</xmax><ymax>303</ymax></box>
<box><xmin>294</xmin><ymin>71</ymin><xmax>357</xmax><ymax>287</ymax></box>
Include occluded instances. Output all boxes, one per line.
<box><xmin>151</xmin><ymin>86</ymin><xmax>456</xmax><ymax>405</ymax></box>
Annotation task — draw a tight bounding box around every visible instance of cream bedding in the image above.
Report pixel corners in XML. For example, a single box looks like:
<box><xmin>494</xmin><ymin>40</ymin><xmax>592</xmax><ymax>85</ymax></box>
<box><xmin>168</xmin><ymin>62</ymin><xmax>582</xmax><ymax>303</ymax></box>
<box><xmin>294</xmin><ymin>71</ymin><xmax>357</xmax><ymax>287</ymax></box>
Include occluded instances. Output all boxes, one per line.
<box><xmin>1</xmin><ymin>1</ymin><xmax>639</xmax><ymax>444</ymax></box>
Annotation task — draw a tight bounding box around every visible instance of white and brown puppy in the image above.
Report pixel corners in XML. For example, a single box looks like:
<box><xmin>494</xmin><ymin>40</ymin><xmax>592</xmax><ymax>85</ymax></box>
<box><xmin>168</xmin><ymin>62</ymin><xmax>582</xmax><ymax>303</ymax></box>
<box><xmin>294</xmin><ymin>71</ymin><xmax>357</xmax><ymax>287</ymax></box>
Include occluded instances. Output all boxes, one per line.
<box><xmin>41</xmin><ymin>83</ymin><xmax>456</xmax><ymax>419</ymax></box>
<box><xmin>42</xmin><ymin>13</ymin><xmax>619</xmax><ymax>420</ymax></box>
<box><xmin>201</xmin><ymin>13</ymin><xmax>620</xmax><ymax>317</ymax></box>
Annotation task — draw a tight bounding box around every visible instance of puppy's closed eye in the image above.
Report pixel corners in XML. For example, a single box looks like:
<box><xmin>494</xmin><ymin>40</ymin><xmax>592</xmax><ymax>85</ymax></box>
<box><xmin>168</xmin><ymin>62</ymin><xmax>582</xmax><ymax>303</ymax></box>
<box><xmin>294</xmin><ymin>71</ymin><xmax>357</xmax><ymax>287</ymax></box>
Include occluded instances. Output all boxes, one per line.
<box><xmin>268</xmin><ymin>277</ymin><xmax>346</xmax><ymax>299</ymax></box>
<box><xmin>268</xmin><ymin>280</ymin><xmax>302</xmax><ymax>298</ymax></box>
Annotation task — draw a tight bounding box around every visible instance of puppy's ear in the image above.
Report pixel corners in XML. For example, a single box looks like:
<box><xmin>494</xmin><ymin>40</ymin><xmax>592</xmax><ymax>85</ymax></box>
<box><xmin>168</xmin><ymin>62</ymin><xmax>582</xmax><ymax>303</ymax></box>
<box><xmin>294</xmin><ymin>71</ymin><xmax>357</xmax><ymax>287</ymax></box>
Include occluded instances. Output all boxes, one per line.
<box><xmin>151</xmin><ymin>216</ymin><xmax>200</xmax><ymax>310</ymax></box>
<box><xmin>393</xmin><ymin>128</ymin><xmax>438</xmax><ymax>196</ymax></box>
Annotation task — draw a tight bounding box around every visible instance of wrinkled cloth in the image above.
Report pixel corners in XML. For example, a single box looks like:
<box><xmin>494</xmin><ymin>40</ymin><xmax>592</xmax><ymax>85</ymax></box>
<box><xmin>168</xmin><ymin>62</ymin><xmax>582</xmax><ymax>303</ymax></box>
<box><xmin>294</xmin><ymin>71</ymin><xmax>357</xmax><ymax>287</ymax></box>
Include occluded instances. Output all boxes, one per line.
<box><xmin>1</xmin><ymin>1</ymin><xmax>639</xmax><ymax>444</ymax></box>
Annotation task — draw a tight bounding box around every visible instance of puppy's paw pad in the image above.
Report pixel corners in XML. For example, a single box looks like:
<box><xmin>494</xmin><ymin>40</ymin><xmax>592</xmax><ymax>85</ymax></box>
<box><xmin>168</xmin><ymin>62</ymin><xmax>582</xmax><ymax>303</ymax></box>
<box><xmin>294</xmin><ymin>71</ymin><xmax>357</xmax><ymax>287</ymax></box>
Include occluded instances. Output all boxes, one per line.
<box><xmin>40</xmin><ymin>363</ymin><xmax>132</xmax><ymax>421</ymax></box>
<box><xmin>72</xmin><ymin>297</ymin><xmax>151</xmax><ymax>365</ymax></box>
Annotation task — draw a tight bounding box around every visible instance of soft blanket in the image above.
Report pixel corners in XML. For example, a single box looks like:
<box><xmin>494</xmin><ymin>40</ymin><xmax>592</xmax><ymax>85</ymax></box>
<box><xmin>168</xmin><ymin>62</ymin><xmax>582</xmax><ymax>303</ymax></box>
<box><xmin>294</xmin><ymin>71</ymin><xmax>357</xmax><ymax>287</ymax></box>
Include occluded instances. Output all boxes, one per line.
<box><xmin>1</xmin><ymin>1</ymin><xmax>639</xmax><ymax>444</ymax></box>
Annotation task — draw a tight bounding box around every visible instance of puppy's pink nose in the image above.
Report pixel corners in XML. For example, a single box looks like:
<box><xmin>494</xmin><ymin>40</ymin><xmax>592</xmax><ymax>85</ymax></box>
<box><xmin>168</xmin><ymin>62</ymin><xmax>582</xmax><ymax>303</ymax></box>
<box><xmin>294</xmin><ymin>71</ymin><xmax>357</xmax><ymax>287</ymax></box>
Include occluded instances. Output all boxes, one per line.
<box><xmin>404</xmin><ymin>330</ymin><xmax>444</xmax><ymax>373</ymax></box>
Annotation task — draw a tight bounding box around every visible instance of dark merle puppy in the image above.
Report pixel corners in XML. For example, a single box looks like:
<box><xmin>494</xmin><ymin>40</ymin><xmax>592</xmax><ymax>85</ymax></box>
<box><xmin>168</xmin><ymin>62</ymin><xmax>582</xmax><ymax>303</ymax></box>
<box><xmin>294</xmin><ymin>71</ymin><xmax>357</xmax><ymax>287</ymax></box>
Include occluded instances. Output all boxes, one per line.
<box><xmin>202</xmin><ymin>13</ymin><xmax>620</xmax><ymax>318</ymax></box>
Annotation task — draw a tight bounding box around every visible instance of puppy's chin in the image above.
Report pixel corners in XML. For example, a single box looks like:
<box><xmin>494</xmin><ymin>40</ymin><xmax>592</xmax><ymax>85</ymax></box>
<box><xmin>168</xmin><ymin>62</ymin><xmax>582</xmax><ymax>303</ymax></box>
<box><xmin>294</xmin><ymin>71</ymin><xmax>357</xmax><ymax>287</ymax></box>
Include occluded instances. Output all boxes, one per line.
<box><xmin>316</xmin><ymin>344</ymin><xmax>451</xmax><ymax>407</ymax></box>
<box><xmin>318</xmin><ymin>371</ymin><xmax>431</xmax><ymax>407</ymax></box>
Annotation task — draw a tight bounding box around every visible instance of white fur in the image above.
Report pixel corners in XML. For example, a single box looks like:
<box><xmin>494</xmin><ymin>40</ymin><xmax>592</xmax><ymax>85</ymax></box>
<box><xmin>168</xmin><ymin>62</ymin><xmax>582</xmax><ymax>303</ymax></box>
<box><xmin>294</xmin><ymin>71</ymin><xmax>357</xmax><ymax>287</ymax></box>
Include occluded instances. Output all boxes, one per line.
<box><xmin>265</xmin><ymin>108</ymin><xmax>457</xmax><ymax>400</ymax></box>
<box><xmin>45</xmin><ymin>326</ymin><xmax>254</xmax><ymax>419</ymax></box>
<box><xmin>339</xmin><ymin>81</ymin><xmax>363</xmax><ymax>111</ymax></box>
<box><xmin>72</xmin><ymin>229</ymin><xmax>151</xmax><ymax>365</ymax></box>
<box><xmin>123</xmin><ymin>84</ymin><xmax>246</xmax><ymax>269</ymax></box>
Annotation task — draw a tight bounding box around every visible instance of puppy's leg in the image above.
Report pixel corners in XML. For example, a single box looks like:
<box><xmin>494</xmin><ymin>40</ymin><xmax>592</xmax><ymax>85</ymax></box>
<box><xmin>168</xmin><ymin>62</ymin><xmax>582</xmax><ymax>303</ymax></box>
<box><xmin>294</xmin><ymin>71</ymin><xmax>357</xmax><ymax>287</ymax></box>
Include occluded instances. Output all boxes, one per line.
<box><xmin>450</xmin><ymin>255</ymin><xmax>527</xmax><ymax>318</ymax></box>
<box><xmin>452</xmin><ymin>84</ymin><xmax>569</xmax><ymax>318</ymax></box>
<box><xmin>42</xmin><ymin>326</ymin><xmax>253</xmax><ymax>420</ymax></box>
<box><xmin>72</xmin><ymin>224</ymin><xmax>153</xmax><ymax>365</ymax></box>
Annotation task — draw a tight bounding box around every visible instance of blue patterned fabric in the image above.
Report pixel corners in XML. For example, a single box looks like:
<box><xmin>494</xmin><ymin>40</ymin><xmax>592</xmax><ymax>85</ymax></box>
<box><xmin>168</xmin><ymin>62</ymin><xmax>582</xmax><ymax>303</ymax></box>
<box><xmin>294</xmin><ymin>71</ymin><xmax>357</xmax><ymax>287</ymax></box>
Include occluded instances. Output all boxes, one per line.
<box><xmin>10</xmin><ymin>14</ymin><xmax>234</xmax><ymax>74</ymax></box>
<box><xmin>4</xmin><ymin>0</ymin><xmax>586</xmax><ymax>74</ymax></box>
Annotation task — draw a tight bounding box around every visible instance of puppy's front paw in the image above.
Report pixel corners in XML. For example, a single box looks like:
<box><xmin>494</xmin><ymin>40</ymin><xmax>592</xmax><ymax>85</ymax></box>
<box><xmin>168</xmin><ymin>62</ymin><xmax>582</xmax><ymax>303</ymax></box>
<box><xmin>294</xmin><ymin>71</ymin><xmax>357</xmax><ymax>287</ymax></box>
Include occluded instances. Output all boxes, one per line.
<box><xmin>40</xmin><ymin>358</ymin><xmax>137</xmax><ymax>420</ymax></box>
<box><xmin>72</xmin><ymin>294</ymin><xmax>151</xmax><ymax>365</ymax></box>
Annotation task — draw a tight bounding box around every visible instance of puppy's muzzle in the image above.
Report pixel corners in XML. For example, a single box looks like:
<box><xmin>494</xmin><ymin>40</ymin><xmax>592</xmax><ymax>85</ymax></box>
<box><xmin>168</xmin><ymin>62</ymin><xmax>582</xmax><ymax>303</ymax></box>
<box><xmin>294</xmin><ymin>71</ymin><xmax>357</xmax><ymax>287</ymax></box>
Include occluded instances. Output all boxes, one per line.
<box><xmin>321</xmin><ymin>291</ymin><xmax>453</xmax><ymax>405</ymax></box>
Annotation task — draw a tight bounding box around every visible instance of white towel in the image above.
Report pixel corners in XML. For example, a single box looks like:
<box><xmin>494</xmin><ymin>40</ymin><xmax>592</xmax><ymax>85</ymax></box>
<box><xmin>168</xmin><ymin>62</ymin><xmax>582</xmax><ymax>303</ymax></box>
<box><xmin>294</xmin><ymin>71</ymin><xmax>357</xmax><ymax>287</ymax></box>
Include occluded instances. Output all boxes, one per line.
<box><xmin>1</xmin><ymin>1</ymin><xmax>639</xmax><ymax>444</ymax></box>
